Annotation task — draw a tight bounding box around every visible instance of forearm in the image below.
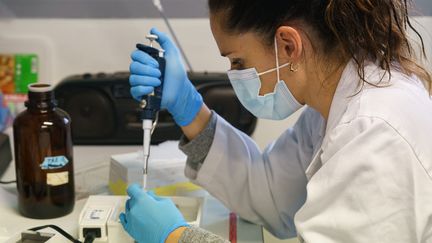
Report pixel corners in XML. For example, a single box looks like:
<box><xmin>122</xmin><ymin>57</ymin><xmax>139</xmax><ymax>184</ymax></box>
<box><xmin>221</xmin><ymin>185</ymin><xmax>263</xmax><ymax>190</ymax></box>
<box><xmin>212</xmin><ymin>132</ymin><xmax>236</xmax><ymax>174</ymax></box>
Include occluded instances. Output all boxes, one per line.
<box><xmin>181</xmin><ymin>104</ymin><xmax>212</xmax><ymax>140</ymax></box>
<box><xmin>166</xmin><ymin>227</ymin><xmax>187</xmax><ymax>243</ymax></box>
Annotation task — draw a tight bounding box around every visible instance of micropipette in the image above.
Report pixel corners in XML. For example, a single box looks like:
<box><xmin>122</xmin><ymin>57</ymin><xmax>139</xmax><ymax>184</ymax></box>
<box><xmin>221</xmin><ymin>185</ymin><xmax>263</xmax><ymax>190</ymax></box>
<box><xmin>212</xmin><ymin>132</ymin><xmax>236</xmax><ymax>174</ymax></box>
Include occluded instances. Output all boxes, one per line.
<box><xmin>136</xmin><ymin>34</ymin><xmax>166</xmax><ymax>190</ymax></box>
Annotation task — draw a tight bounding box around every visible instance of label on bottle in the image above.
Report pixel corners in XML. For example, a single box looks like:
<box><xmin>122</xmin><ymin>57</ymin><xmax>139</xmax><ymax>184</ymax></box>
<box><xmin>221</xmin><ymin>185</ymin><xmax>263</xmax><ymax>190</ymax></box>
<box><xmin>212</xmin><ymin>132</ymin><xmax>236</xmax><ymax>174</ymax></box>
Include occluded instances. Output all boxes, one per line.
<box><xmin>47</xmin><ymin>171</ymin><xmax>69</xmax><ymax>186</ymax></box>
<box><xmin>40</xmin><ymin>156</ymin><xmax>69</xmax><ymax>170</ymax></box>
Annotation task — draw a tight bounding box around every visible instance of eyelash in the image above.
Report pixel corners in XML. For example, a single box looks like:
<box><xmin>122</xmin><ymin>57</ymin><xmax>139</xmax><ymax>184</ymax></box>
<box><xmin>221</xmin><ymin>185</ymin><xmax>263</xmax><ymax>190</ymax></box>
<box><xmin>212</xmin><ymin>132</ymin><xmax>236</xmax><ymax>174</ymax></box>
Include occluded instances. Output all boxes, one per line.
<box><xmin>231</xmin><ymin>59</ymin><xmax>244</xmax><ymax>69</ymax></box>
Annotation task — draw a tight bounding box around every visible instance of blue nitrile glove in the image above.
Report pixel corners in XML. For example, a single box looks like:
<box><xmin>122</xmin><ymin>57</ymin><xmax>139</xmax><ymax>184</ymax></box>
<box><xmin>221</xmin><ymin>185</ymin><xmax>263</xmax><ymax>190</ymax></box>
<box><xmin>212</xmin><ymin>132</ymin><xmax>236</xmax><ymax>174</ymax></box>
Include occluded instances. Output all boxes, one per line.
<box><xmin>119</xmin><ymin>184</ymin><xmax>189</xmax><ymax>243</ymax></box>
<box><xmin>129</xmin><ymin>27</ymin><xmax>203</xmax><ymax>126</ymax></box>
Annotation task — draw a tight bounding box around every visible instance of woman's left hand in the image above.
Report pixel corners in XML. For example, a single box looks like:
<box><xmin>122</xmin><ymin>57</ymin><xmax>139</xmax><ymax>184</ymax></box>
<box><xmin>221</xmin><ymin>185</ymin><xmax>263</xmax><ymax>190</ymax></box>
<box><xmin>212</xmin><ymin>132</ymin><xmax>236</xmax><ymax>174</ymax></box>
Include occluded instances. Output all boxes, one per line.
<box><xmin>119</xmin><ymin>184</ymin><xmax>189</xmax><ymax>243</ymax></box>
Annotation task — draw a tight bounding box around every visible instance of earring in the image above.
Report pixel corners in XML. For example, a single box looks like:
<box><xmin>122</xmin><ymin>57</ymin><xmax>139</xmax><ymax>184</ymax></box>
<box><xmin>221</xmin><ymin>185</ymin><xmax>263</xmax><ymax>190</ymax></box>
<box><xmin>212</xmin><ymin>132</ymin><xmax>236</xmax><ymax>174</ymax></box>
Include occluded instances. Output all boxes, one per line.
<box><xmin>290</xmin><ymin>63</ymin><xmax>299</xmax><ymax>72</ymax></box>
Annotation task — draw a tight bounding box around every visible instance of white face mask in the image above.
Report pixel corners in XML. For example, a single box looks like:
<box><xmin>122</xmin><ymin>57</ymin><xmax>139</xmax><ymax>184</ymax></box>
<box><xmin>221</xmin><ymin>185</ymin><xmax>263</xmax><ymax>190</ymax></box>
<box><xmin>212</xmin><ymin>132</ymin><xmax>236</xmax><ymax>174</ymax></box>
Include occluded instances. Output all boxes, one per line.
<box><xmin>227</xmin><ymin>38</ymin><xmax>303</xmax><ymax>120</ymax></box>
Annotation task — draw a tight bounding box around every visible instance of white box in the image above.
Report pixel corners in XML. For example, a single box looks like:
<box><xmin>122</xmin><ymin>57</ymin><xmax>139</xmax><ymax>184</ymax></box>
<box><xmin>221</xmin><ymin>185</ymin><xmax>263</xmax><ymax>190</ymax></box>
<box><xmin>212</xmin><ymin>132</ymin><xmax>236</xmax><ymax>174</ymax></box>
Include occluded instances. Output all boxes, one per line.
<box><xmin>108</xmin><ymin>141</ymin><xmax>189</xmax><ymax>195</ymax></box>
<box><xmin>79</xmin><ymin>195</ymin><xmax>205</xmax><ymax>243</ymax></box>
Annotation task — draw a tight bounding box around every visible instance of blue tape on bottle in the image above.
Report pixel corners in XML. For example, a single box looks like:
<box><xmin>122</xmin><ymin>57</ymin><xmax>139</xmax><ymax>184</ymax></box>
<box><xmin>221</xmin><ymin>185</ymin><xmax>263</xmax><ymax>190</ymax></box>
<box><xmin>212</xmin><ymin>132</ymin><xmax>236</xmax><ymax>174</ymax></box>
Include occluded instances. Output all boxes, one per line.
<box><xmin>40</xmin><ymin>156</ymin><xmax>69</xmax><ymax>170</ymax></box>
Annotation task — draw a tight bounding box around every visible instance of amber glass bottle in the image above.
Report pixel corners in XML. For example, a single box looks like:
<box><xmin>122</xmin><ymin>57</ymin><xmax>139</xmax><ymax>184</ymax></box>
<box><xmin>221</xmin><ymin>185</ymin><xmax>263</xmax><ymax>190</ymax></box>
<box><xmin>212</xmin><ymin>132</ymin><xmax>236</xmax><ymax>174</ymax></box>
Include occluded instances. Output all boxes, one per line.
<box><xmin>13</xmin><ymin>83</ymin><xmax>75</xmax><ymax>219</ymax></box>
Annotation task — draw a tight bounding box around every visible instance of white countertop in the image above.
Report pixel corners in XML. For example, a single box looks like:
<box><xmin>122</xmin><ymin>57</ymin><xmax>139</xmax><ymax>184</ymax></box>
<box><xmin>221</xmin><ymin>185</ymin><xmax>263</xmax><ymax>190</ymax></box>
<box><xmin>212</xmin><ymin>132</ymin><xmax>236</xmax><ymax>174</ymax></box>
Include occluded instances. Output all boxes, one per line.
<box><xmin>0</xmin><ymin>145</ymin><xmax>263</xmax><ymax>242</ymax></box>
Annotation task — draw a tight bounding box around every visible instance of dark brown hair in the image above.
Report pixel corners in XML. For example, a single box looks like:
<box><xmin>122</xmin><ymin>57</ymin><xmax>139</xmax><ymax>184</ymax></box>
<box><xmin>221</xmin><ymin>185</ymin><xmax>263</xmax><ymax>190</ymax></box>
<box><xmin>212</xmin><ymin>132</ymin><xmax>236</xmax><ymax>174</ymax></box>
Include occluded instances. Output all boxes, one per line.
<box><xmin>208</xmin><ymin>0</ymin><xmax>432</xmax><ymax>92</ymax></box>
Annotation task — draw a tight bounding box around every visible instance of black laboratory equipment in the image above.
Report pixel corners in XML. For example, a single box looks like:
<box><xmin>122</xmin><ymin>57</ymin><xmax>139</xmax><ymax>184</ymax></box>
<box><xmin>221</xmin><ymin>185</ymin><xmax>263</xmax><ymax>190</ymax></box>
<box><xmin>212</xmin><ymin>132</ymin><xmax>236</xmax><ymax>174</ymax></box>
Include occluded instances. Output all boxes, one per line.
<box><xmin>54</xmin><ymin>72</ymin><xmax>257</xmax><ymax>145</ymax></box>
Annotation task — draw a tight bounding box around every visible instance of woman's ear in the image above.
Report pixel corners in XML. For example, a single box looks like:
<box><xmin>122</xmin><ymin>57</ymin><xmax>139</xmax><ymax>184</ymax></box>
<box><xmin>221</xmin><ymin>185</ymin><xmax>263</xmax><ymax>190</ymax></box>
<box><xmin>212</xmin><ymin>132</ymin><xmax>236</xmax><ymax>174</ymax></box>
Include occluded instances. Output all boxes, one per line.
<box><xmin>275</xmin><ymin>26</ymin><xmax>303</xmax><ymax>63</ymax></box>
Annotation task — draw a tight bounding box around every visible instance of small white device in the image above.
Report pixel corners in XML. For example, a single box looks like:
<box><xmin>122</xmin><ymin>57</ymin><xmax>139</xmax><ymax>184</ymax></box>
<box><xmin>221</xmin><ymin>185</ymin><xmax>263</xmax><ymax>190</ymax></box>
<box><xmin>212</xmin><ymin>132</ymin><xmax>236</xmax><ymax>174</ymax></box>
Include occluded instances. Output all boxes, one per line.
<box><xmin>78</xmin><ymin>195</ymin><xmax>205</xmax><ymax>243</ymax></box>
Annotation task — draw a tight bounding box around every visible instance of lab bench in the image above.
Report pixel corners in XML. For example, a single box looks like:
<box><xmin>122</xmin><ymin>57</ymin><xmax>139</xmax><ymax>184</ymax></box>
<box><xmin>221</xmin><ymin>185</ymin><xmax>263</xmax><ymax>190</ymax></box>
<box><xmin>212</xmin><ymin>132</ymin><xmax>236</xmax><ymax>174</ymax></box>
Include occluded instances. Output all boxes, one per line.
<box><xmin>0</xmin><ymin>145</ymin><xmax>264</xmax><ymax>243</ymax></box>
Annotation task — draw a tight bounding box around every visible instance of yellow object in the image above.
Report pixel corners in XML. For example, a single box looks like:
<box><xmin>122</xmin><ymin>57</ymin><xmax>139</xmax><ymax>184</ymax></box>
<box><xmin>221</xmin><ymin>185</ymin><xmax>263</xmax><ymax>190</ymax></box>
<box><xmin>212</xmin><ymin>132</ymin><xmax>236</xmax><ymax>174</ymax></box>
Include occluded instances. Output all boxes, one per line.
<box><xmin>109</xmin><ymin>179</ymin><xmax>201</xmax><ymax>196</ymax></box>
<box><xmin>153</xmin><ymin>181</ymin><xmax>202</xmax><ymax>196</ymax></box>
<box><xmin>109</xmin><ymin>179</ymin><xmax>129</xmax><ymax>195</ymax></box>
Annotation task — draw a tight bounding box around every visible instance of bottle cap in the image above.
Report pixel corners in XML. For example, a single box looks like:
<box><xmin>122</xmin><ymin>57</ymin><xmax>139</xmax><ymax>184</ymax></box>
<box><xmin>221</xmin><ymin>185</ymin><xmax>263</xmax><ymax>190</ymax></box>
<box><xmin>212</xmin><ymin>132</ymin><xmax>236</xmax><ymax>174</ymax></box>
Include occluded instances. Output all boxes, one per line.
<box><xmin>26</xmin><ymin>83</ymin><xmax>57</xmax><ymax>109</ymax></box>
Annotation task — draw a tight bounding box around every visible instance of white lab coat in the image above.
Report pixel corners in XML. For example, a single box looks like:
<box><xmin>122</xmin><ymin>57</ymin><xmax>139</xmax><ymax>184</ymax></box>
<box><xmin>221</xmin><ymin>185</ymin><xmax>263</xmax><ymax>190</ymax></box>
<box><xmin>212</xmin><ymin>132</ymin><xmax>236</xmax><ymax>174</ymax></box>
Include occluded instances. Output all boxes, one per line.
<box><xmin>191</xmin><ymin>60</ymin><xmax>432</xmax><ymax>242</ymax></box>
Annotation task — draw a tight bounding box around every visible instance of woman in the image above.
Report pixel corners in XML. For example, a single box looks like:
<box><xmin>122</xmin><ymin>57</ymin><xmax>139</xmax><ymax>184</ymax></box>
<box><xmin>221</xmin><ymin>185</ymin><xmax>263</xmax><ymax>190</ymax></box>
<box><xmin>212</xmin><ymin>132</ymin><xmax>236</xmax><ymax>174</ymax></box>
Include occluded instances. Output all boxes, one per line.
<box><xmin>120</xmin><ymin>0</ymin><xmax>432</xmax><ymax>242</ymax></box>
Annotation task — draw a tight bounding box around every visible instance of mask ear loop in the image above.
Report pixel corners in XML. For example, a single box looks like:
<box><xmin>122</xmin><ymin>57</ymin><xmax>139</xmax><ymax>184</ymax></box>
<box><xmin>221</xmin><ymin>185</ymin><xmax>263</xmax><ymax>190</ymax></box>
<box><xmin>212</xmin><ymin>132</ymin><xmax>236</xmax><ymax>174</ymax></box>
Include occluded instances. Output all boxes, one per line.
<box><xmin>257</xmin><ymin>37</ymin><xmax>291</xmax><ymax>76</ymax></box>
<box><xmin>275</xmin><ymin>37</ymin><xmax>280</xmax><ymax>81</ymax></box>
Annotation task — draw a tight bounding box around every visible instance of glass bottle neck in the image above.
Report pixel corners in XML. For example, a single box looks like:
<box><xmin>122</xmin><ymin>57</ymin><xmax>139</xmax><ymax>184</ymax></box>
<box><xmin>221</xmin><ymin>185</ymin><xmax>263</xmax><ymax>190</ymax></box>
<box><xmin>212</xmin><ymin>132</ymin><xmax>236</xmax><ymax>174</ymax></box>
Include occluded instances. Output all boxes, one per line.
<box><xmin>27</xmin><ymin>105</ymin><xmax>56</xmax><ymax>113</ymax></box>
<box><xmin>25</xmin><ymin>90</ymin><xmax>58</xmax><ymax>112</ymax></box>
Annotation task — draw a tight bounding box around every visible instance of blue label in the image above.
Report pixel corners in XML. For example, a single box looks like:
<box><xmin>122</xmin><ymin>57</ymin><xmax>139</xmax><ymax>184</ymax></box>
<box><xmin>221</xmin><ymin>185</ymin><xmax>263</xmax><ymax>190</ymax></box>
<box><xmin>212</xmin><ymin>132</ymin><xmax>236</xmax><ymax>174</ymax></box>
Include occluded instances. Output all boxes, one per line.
<box><xmin>40</xmin><ymin>156</ymin><xmax>69</xmax><ymax>170</ymax></box>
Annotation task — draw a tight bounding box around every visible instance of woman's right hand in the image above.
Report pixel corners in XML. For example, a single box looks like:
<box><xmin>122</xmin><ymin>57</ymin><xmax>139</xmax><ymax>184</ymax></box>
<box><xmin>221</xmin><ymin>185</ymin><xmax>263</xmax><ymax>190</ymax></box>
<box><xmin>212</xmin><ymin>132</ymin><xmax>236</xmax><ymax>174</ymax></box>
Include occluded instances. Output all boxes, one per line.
<box><xmin>129</xmin><ymin>28</ymin><xmax>203</xmax><ymax>127</ymax></box>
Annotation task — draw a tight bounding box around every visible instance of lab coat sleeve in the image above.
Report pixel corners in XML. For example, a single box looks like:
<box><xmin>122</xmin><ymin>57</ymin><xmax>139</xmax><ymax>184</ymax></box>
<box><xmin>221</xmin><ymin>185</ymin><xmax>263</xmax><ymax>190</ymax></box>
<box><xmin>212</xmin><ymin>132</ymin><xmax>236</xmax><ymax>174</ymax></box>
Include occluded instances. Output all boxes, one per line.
<box><xmin>189</xmin><ymin>108</ymin><xmax>320</xmax><ymax>239</ymax></box>
<box><xmin>179</xmin><ymin>226</ymin><xmax>229</xmax><ymax>243</ymax></box>
<box><xmin>179</xmin><ymin>111</ymin><xmax>217</xmax><ymax>179</ymax></box>
<box><xmin>295</xmin><ymin>116</ymin><xmax>432</xmax><ymax>243</ymax></box>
